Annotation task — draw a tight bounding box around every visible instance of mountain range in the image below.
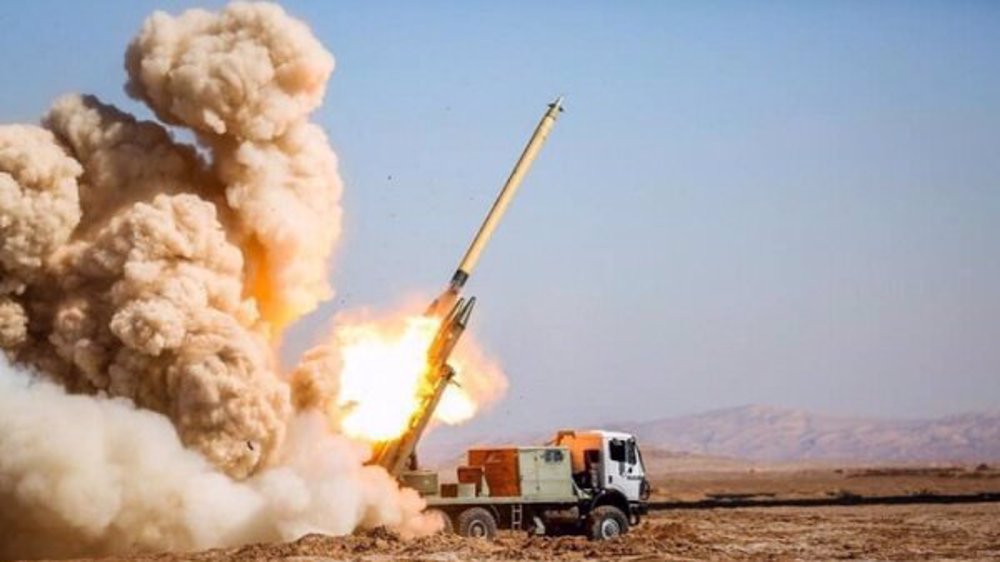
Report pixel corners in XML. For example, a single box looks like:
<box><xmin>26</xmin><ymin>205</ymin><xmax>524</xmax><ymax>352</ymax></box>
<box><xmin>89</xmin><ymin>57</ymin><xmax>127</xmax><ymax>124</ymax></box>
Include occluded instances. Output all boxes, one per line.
<box><xmin>622</xmin><ymin>405</ymin><xmax>1000</xmax><ymax>462</ymax></box>
<box><xmin>422</xmin><ymin>405</ymin><xmax>1000</xmax><ymax>465</ymax></box>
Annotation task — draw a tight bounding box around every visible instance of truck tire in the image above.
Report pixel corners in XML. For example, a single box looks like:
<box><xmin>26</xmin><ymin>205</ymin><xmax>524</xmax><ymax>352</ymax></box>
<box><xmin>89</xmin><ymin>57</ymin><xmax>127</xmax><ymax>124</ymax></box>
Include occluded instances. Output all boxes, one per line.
<box><xmin>587</xmin><ymin>505</ymin><xmax>629</xmax><ymax>541</ymax></box>
<box><xmin>427</xmin><ymin>509</ymin><xmax>453</xmax><ymax>534</ymax></box>
<box><xmin>456</xmin><ymin>507</ymin><xmax>498</xmax><ymax>539</ymax></box>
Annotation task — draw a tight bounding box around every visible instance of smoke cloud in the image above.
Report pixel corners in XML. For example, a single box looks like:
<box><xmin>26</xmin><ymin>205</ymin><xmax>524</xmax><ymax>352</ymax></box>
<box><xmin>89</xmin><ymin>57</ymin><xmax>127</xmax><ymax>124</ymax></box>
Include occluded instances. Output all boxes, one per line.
<box><xmin>0</xmin><ymin>358</ymin><xmax>434</xmax><ymax>559</ymax></box>
<box><xmin>0</xmin><ymin>1</ymin><xmax>480</xmax><ymax>558</ymax></box>
<box><xmin>0</xmin><ymin>125</ymin><xmax>82</xmax><ymax>350</ymax></box>
<box><xmin>125</xmin><ymin>1</ymin><xmax>342</xmax><ymax>330</ymax></box>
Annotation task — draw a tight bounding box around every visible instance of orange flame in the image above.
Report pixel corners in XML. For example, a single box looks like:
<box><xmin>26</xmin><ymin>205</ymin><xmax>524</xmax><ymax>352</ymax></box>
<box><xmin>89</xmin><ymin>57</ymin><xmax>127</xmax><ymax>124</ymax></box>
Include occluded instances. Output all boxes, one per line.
<box><xmin>327</xmin><ymin>306</ymin><xmax>506</xmax><ymax>442</ymax></box>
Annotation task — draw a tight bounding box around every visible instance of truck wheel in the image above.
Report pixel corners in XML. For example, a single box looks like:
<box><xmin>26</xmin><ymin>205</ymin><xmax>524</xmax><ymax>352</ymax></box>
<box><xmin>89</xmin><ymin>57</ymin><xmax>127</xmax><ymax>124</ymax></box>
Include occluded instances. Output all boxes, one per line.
<box><xmin>427</xmin><ymin>509</ymin><xmax>453</xmax><ymax>534</ymax></box>
<box><xmin>587</xmin><ymin>505</ymin><xmax>629</xmax><ymax>541</ymax></box>
<box><xmin>457</xmin><ymin>507</ymin><xmax>498</xmax><ymax>539</ymax></box>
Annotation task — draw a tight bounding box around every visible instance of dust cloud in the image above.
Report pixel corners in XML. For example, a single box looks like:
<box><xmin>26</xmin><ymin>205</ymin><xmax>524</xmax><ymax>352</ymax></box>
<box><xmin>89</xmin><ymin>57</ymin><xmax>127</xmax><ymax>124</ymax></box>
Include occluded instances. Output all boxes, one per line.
<box><xmin>0</xmin><ymin>2</ymin><xmax>480</xmax><ymax>558</ymax></box>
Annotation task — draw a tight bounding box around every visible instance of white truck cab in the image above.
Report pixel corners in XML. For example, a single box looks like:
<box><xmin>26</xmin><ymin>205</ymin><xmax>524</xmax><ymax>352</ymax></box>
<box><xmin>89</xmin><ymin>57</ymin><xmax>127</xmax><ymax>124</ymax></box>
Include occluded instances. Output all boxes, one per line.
<box><xmin>554</xmin><ymin>430</ymin><xmax>650</xmax><ymax>528</ymax></box>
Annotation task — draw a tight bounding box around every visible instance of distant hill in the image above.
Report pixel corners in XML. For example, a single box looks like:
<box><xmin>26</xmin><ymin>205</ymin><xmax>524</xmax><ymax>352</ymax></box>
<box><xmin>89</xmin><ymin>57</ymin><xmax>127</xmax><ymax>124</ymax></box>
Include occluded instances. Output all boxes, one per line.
<box><xmin>421</xmin><ymin>405</ymin><xmax>1000</xmax><ymax>466</ymax></box>
<box><xmin>625</xmin><ymin>405</ymin><xmax>1000</xmax><ymax>462</ymax></box>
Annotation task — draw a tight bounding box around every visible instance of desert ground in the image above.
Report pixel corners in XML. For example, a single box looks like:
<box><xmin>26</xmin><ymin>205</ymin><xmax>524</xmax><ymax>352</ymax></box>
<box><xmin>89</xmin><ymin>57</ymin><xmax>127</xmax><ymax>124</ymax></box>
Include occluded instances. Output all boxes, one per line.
<box><xmin>88</xmin><ymin>504</ymin><xmax>1000</xmax><ymax>561</ymax></box>
<box><xmin>60</xmin><ymin>463</ymin><xmax>1000</xmax><ymax>562</ymax></box>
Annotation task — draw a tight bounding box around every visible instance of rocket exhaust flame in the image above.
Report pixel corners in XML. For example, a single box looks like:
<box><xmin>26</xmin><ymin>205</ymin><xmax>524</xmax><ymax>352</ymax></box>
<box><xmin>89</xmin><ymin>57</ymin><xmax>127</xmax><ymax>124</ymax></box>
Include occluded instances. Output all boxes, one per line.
<box><xmin>336</xmin><ymin>315</ymin><xmax>444</xmax><ymax>441</ymax></box>
<box><xmin>335</xmin><ymin>314</ymin><xmax>469</xmax><ymax>441</ymax></box>
<box><xmin>366</xmin><ymin>296</ymin><xmax>476</xmax><ymax>476</ymax></box>
<box><xmin>292</xmin><ymin>299</ymin><xmax>506</xmax><ymax>445</ymax></box>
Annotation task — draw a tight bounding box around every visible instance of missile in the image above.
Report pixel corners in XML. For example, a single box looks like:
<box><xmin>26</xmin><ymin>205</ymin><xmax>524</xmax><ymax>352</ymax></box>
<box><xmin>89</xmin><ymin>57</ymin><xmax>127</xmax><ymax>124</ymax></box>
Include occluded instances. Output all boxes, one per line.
<box><xmin>427</xmin><ymin>95</ymin><xmax>564</xmax><ymax>317</ymax></box>
<box><xmin>370</xmin><ymin>97</ymin><xmax>564</xmax><ymax>475</ymax></box>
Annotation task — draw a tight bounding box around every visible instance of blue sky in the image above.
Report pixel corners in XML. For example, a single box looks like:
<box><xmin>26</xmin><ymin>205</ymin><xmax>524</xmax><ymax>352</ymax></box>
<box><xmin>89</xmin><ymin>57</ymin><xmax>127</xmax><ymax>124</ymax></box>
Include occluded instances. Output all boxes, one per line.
<box><xmin>1</xmin><ymin>1</ymin><xmax>998</xmax><ymax>436</ymax></box>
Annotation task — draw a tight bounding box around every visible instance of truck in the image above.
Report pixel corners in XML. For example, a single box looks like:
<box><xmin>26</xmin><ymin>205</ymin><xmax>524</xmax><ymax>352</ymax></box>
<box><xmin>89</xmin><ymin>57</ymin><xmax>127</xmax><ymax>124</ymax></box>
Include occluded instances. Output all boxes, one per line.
<box><xmin>406</xmin><ymin>430</ymin><xmax>651</xmax><ymax>540</ymax></box>
<box><xmin>368</xmin><ymin>97</ymin><xmax>651</xmax><ymax>540</ymax></box>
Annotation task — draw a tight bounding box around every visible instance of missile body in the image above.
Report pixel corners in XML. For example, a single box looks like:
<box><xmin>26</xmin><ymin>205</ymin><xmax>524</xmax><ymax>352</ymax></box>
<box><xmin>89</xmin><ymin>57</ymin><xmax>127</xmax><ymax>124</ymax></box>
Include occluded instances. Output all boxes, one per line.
<box><xmin>428</xmin><ymin>96</ymin><xmax>564</xmax><ymax>316</ymax></box>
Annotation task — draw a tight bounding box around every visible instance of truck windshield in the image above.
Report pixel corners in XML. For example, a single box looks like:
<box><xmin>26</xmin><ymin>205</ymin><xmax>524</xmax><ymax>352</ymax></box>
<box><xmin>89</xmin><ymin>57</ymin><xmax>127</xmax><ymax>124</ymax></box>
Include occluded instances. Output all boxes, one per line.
<box><xmin>630</xmin><ymin>440</ymin><xmax>645</xmax><ymax>469</ymax></box>
<box><xmin>626</xmin><ymin>440</ymin><xmax>637</xmax><ymax>464</ymax></box>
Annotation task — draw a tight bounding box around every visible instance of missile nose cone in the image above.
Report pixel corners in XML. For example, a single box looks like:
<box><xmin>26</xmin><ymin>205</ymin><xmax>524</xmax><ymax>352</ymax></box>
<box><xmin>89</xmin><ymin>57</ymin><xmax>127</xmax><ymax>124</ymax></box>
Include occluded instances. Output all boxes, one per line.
<box><xmin>549</xmin><ymin>95</ymin><xmax>565</xmax><ymax>113</ymax></box>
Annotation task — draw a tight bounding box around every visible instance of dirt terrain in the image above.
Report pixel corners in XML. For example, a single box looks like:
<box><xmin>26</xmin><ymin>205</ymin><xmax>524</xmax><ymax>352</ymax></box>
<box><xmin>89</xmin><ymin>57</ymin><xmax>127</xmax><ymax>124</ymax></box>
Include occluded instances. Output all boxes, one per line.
<box><xmin>97</xmin><ymin>503</ymin><xmax>999</xmax><ymax>561</ymax></box>
<box><xmin>52</xmin><ymin>465</ymin><xmax>1000</xmax><ymax>562</ymax></box>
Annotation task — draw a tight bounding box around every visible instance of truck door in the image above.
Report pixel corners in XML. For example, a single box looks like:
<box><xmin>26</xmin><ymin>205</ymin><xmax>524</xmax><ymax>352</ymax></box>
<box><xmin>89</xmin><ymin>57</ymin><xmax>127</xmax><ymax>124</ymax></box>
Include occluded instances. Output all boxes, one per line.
<box><xmin>604</xmin><ymin>437</ymin><xmax>644</xmax><ymax>501</ymax></box>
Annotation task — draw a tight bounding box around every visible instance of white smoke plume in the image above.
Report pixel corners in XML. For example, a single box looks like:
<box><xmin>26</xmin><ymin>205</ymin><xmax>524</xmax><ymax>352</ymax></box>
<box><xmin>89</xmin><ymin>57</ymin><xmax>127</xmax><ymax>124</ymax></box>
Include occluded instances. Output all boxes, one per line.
<box><xmin>0</xmin><ymin>1</ymin><xmax>449</xmax><ymax>559</ymax></box>
<box><xmin>0</xmin><ymin>358</ymin><xmax>434</xmax><ymax>559</ymax></box>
